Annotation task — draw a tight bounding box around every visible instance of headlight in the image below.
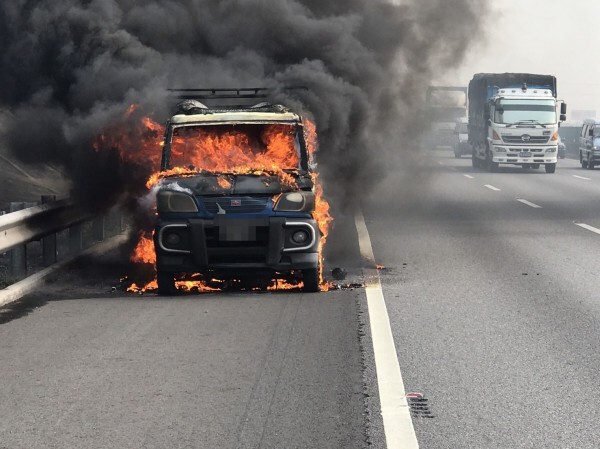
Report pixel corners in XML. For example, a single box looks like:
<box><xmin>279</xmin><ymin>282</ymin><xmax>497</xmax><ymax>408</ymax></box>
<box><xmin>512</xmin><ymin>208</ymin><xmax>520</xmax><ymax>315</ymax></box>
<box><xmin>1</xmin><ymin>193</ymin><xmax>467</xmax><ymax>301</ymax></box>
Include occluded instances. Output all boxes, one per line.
<box><xmin>545</xmin><ymin>148</ymin><xmax>556</xmax><ymax>153</ymax></box>
<box><xmin>157</xmin><ymin>190</ymin><xmax>198</xmax><ymax>213</ymax></box>
<box><xmin>594</xmin><ymin>146</ymin><xmax>600</xmax><ymax>151</ymax></box>
<box><xmin>494</xmin><ymin>147</ymin><xmax>506</xmax><ymax>153</ymax></box>
<box><xmin>274</xmin><ymin>191</ymin><xmax>315</xmax><ymax>212</ymax></box>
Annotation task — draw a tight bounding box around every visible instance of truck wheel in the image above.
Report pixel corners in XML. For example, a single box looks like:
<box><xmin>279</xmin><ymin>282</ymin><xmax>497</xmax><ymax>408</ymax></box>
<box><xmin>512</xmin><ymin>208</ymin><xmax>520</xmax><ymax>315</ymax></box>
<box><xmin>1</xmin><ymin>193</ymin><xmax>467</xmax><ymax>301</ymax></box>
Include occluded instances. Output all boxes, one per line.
<box><xmin>157</xmin><ymin>271</ymin><xmax>177</xmax><ymax>295</ymax></box>
<box><xmin>486</xmin><ymin>153</ymin><xmax>498</xmax><ymax>172</ymax></box>
<box><xmin>581</xmin><ymin>158</ymin><xmax>587</xmax><ymax>168</ymax></box>
<box><xmin>545</xmin><ymin>163</ymin><xmax>556</xmax><ymax>173</ymax></box>
<box><xmin>471</xmin><ymin>155</ymin><xmax>478</xmax><ymax>168</ymax></box>
<box><xmin>302</xmin><ymin>268</ymin><xmax>320</xmax><ymax>293</ymax></box>
<box><xmin>587</xmin><ymin>157</ymin><xmax>594</xmax><ymax>169</ymax></box>
<box><xmin>522</xmin><ymin>164</ymin><xmax>531</xmax><ymax>169</ymax></box>
<box><xmin>531</xmin><ymin>164</ymin><xmax>540</xmax><ymax>169</ymax></box>
<box><xmin>454</xmin><ymin>152</ymin><xmax>460</xmax><ymax>159</ymax></box>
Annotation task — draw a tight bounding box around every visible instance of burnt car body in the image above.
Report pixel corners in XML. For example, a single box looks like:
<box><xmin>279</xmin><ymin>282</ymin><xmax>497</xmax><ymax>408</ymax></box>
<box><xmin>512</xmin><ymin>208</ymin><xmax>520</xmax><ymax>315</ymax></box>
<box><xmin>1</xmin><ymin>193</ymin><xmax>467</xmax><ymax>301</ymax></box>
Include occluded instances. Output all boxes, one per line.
<box><xmin>153</xmin><ymin>94</ymin><xmax>320</xmax><ymax>294</ymax></box>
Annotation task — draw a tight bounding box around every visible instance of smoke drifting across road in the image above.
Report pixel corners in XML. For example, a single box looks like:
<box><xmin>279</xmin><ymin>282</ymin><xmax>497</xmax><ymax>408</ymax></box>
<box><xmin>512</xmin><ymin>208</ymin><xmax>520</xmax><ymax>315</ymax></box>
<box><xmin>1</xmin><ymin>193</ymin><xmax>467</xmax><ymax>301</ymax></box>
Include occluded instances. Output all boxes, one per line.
<box><xmin>0</xmin><ymin>0</ymin><xmax>489</xmax><ymax>209</ymax></box>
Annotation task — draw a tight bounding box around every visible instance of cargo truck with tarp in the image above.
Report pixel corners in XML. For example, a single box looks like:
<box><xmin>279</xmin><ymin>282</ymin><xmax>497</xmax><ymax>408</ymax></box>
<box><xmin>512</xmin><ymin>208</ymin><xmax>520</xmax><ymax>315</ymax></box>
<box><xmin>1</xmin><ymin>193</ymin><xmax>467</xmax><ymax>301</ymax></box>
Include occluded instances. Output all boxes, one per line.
<box><xmin>468</xmin><ymin>73</ymin><xmax>567</xmax><ymax>173</ymax></box>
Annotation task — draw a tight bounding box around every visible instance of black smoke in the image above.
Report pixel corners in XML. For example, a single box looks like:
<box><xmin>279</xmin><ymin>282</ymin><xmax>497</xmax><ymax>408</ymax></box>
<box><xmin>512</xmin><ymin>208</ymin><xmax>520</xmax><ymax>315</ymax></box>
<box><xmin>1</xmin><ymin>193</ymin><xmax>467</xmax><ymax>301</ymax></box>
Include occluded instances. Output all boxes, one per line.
<box><xmin>0</xmin><ymin>0</ymin><xmax>489</xmax><ymax>216</ymax></box>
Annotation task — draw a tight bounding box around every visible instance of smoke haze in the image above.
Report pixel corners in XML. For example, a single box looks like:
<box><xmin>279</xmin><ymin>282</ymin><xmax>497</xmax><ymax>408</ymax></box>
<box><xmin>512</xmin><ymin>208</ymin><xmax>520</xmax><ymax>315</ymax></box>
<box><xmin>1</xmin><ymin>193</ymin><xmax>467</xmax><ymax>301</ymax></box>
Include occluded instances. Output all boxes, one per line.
<box><xmin>0</xmin><ymin>0</ymin><xmax>490</xmax><ymax>212</ymax></box>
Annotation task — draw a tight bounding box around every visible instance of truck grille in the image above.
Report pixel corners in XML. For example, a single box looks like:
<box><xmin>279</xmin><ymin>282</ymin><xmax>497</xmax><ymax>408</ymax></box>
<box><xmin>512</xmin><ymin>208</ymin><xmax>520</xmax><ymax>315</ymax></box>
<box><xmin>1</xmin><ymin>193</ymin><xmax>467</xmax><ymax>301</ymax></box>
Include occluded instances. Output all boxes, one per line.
<box><xmin>502</xmin><ymin>135</ymin><xmax>549</xmax><ymax>144</ymax></box>
<box><xmin>201</xmin><ymin>197</ymin><xmax>269</xmax><ymax>214</ymax></box>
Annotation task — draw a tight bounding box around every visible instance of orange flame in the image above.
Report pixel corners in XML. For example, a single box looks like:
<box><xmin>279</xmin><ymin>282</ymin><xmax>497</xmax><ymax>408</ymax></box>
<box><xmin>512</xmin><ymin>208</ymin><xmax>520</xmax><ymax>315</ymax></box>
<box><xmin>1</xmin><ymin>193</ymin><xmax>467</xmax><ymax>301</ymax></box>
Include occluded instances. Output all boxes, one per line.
<box><xmin>100</xmin><ymin>106</ymin><xmax>333</xmax><ymax>293</ymax></box>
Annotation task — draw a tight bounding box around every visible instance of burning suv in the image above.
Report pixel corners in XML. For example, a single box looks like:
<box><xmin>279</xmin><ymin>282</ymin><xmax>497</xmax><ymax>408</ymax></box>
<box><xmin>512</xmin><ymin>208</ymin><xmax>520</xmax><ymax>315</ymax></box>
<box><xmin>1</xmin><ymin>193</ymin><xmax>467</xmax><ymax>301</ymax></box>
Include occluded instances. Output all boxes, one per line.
<box><xmin>152</xmin><ymin>92</ymin><xmax>322</xmax><ymax>294</ymax></box>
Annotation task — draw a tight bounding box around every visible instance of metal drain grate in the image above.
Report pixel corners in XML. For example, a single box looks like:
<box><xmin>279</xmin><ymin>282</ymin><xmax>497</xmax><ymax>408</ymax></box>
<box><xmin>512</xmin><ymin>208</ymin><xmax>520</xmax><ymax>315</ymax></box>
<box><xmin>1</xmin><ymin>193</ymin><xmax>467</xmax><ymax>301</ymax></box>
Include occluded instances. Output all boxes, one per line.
<box><xmin>406</xmin><ymin>392</ymin><xmax>435</xmax><ymax>418</ymax></box>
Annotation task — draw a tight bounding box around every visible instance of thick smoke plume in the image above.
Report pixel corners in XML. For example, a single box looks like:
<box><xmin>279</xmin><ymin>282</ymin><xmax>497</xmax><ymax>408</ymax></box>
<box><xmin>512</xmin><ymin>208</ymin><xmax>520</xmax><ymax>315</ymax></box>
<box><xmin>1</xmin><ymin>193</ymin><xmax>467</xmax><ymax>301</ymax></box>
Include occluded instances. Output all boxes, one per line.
<box><xmin>0</xmin><ymin>0</ymin><xmax>489</xmax><ymax>214</ymax></box>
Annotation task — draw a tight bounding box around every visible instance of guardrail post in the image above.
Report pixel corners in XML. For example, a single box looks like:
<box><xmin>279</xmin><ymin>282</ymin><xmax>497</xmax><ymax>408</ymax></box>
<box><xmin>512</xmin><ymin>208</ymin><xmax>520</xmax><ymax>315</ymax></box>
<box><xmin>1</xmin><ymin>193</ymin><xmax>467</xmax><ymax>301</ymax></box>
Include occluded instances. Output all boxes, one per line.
<box><xmin>92</xmin><ymin>215</ymin><xmax>105</xmax><ymax>242</ymax></box>
<box><xmin>41</xmin><ymin>195</ymin><xmax>57</xmax><ymax>266</ymax></box>
<box><xmin>9</xmin><ymin>202</ymin><xmax>27</xmax><ymax>278</ymax></box>
<box><xmin>69</xmin><ymin>223</ymin><xmax>83</xmax><ymax>254</ymax></box>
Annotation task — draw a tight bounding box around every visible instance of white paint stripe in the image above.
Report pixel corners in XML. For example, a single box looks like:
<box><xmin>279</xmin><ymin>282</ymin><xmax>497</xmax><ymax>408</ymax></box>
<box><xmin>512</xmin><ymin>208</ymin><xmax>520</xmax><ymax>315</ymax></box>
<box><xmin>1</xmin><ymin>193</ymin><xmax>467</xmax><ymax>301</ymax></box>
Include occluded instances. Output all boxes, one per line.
<box><xmin>355</xmin><ymin>210</ymin><xmax>419</xmax><ymax>449</ymax></box>
<box><xmin>437</xmin><ymin>161</ymin><xmax>444</xmax><ymax>165</ymax></box>
<box><xmin>516</xmin><ymin>198</ymin><xmax>542</xmax><ymax>209</ymax></box>
<box><xmin>484</xmin><ymin>184</ymin><xmax>501</xmax><ymax>191</ymax></box>
<box><xmin>574</xmin><ymin>222</ymin><xmax>600</xmax><ymax>235</ymax></box>
<box><xmin>463</xmin><ymin>174</ymin><xmax>474</xmax><ymax>179</ymax></box>
<box><xmin>573</xmin><ymin>175</ymin><xmax>591</xmax><ymax>181</ymax></box>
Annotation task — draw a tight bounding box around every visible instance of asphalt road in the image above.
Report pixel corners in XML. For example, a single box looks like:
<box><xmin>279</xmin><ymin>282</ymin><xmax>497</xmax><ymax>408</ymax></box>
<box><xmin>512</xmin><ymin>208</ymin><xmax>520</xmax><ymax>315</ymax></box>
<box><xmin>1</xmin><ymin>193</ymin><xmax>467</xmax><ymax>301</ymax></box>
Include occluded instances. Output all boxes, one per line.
<box><xmin>2</xmin><ymin>151</ymin><xmax>600</xmax><ymax>448</ymax></box>
<box><xmin>365</xmin><ymin>151</ymin><xmax>600</xmax><ymax>449</ymax></box>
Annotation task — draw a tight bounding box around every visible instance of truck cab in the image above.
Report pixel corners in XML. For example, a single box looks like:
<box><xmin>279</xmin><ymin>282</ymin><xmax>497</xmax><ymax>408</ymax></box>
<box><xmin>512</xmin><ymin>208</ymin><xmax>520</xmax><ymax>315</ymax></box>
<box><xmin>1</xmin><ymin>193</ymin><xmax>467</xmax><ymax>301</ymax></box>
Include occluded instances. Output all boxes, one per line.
<box><xmin>485</xmin><ymin>86</ymin><xmax>561</xmax><ymax>172</ymax></box>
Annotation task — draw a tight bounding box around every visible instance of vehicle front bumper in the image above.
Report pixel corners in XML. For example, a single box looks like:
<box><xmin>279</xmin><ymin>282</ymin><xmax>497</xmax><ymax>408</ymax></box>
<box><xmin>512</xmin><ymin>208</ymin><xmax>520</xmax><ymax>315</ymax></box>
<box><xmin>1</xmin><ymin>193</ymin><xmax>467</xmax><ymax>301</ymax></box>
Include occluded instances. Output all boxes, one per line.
<box><xmin>154</xmin><ymin>216</ymin><xmax>320</xmax><ymax>273</ymax></box>
<box><xmin>490</xmin><ymin>145</ymin><xmax>558</xmax><ymax>164</ymax></box>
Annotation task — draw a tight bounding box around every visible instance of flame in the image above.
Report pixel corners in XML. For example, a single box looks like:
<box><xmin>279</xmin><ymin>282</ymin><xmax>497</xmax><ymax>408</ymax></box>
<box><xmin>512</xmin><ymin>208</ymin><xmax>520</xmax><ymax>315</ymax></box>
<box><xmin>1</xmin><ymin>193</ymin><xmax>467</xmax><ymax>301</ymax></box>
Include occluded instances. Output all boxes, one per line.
<box><xmin>303</xmin><ymin>119</ymin><xmax>333</xmax><ymax>288</ymax></box>
<box><xmin>98</xmin><ymin>106</ymin><xmax>334</xmax><ymax>293</ymax></box>
<box><xmin>131</xmin><ymin>231</ymin><xmax>156</xmax><ymax>265</ymax></box>
<box><xmin>93</xmin><ymin>105</ymin><xmax>164</xmax><ymax>170</ymax></box>
<box><xmin>376</xmin><ymin>264</ymin><xmax>385</xmax><ymax>270</ymax></box>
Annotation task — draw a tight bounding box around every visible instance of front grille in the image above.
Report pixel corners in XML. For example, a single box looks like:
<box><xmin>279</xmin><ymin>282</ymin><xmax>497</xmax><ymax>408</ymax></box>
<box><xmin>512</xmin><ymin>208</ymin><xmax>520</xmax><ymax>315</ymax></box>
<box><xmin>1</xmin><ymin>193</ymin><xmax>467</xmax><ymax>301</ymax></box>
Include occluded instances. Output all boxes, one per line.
<box><xmin>201</xmin><ymin>196</ymin><xmax>269</xmax><ymax>214</ymax></box>
<box><xmin>502</xmin><ymin>135</ymin><xmax>549</xmax><ymax>144</ymax></box>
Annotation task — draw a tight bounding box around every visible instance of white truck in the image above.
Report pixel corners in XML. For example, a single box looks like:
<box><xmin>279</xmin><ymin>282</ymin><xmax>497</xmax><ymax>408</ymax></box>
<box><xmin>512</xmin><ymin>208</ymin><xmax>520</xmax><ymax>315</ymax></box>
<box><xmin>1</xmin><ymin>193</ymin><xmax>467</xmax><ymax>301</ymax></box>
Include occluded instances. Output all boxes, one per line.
<box><xmin>468</xmin><ymin>73</ymin><xmax>567</xmax><ymax>173</ymax></box>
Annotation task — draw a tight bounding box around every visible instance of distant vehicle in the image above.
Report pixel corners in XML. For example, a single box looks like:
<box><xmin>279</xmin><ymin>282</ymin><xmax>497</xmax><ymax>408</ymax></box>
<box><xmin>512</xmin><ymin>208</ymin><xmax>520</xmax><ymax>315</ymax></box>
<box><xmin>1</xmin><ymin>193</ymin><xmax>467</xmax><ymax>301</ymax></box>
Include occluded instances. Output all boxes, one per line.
<box><xmin>557</xmin><ymin>136</ymin><xmax>566</xmax><ymax>159</ymax></box>
<box><xmin>468</xmin><ymin>73</ymin><xmax>567</xmax><ymax>173</ymax></box>
<box><xmin>559</xmin><ymin>124</ymin><xmax>581</xmax><ymax>157</ymax></box>
<box><xmin>426</xmin><ymin>86</ymin><xmax>467</xmax><ymax>149</ymax></box>
<box><xmin>453</xmin><ymin>118</ymin><xmax>471</xmax><ymax>158</ymax></box>
<box><xmin>578</xmin><ymin>118</ymin><xmax>600</xmax><ymax>169</ymax></box>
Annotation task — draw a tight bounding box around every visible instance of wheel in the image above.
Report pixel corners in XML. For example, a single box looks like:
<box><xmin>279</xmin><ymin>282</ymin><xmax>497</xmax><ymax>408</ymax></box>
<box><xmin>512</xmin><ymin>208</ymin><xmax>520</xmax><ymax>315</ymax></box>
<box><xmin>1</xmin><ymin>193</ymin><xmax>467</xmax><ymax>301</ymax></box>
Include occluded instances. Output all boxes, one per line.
<box><xmin>581</xmin><ymin>157</ymin><xmax>587</xmax><ymax>168</ymax></box>
<box><xmin>522</xmin><ymin>164</ymin><xmax>531</xmax><ymax>169</ymax></box>
<box><xmin>454</xmin><ymin>152</ymin><xmax>460</xmax><ymax>159</ymax></box>
<box><xmin>545</xmin><ymin>163</ymin><xmax>556</xmax><ymax>173</ymax></box>
<box><xmin>587</xmin><ymin>155</ymin><xmax>594</xmax><ymax>169</ymax></box>
<box><xmin>302</xmin><ymin>268</ymin><xmax>320</xmax><ymax>293</ymax></box>
<box><xmin>531</xmin><ymin>164</ymin><xmax>540</xmax><ymax>169</ymax></box>
<box><xmin>472</xmin><ymin>154</ymin><xmax>478</xmax><ymax>168</ymax></box>
<box><xmin>157</xmin><ymin>271</ymin><xmax>177</xmax><ymax>295</ymax></box>
<box><xmin>487</xmin><ymin>152</ymin><xmax>499</xmax><ymax>172</ymax></box>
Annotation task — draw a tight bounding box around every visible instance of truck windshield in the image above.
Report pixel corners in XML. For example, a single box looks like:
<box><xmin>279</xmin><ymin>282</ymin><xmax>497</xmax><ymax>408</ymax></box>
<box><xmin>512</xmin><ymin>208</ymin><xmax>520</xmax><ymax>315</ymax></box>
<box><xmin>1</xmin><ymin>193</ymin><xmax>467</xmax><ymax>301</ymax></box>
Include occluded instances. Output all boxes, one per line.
<box><xmin>169</xmin><ymin>123</ymin><xmax>300</xmax><ymax>172</ymax></box>
<box><xmin>494</xmin><ymin>99</ymin><xmax>556</xmax><ymax>125</ymax></box>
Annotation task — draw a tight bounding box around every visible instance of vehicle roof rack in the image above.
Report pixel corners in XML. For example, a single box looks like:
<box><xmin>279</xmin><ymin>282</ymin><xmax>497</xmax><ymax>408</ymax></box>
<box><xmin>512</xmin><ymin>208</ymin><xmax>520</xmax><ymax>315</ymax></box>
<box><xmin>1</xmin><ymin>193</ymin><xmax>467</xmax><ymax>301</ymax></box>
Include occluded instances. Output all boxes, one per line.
<box><xmin>168</xmin><ymin>87</ymin><xmax>308</xmax><ymax>101</ymax></box>
<box><xmin>168</xmin><ymin>87</ymin><xmax>308</xmax><ymax>113</ymax></box>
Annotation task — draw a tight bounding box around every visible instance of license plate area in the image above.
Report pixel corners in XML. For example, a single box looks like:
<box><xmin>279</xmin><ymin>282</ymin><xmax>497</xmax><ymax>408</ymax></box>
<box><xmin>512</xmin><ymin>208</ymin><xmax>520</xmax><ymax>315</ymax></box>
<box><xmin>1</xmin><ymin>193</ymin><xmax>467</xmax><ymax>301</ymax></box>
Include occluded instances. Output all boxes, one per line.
<box><xmin>519</xmin><ymin>152</ymin><xmax>531</xmax><ymax>158</ymax></box>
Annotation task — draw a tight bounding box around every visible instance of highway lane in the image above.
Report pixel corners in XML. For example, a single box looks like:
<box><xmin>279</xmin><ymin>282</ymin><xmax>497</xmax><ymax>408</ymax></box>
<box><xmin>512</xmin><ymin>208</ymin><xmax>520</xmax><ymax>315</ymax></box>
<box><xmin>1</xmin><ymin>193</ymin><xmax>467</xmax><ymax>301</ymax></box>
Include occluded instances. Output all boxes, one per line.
<box><xmin>364</xmin><ymin>150</ymin><xmax>600</xmax><ymax>448</ymax></box>
<box><xmin>0</xmin><ymin>267</ymin><xmax>367</xmax><ymax>448</ymax></box>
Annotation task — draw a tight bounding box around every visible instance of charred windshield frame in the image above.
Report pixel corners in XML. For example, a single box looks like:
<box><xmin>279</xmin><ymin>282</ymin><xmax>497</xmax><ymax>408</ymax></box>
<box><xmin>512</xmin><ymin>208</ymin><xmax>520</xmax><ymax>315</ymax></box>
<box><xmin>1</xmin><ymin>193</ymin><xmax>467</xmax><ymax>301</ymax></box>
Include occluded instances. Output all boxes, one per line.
<box><xmin>494</xmin><ymin>98</ymin><xmax>557</xmax><ymax>125</ymax></box>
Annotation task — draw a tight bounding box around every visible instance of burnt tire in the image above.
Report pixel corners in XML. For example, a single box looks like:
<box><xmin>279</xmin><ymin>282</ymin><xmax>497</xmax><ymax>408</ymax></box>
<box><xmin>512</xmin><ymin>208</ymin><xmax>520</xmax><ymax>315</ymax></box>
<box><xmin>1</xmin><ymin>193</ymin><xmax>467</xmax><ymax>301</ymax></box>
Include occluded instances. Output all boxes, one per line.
<box><xmin>545</xmin><ymin>163</ymin><xmax>556</xmax><ymax>174</ymax></box>
<box><xmin>302</xmin><ymin>268</ymin><xmax>320</xmax><ymax>293</ymax></box>
<box><xmin>157</xmin><ymin>271</ymin><xmax>177</xmax><ymax>295</ymax></box>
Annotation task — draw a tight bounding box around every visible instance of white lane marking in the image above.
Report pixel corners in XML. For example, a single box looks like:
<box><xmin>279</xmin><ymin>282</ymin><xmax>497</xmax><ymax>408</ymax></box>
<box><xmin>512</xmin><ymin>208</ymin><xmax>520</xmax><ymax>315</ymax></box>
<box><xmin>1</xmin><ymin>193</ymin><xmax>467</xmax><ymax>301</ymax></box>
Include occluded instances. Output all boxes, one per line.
<box><xmin>484</xmin><ymin>184</ymin><xmax>501</xmax><ymax>191</ymax></box>
<box><xmin>355</xmin><ymin>210</ymin><xmax>419</xmax><ymax>449</ymax></box>
<box><xmin>463</xmin><ymin>174</ymin><xmax>474</xmax><ymax>179</ymax></box>
<box><xmin>574</xmin><ymin>222</ymin><xmax>600</xmax><ymax>235</ymax></box>
<box><xmin>438</xmin><ymin>161</ymin><xmax>444</xmax><ymax>165</ymax></box>
<box><xmin>573</xmin><ymin>175</ymin><xmax>591</xmax><ymax>181</ymax></box>
<box><xmin>516</xmin><ymin>198</ymin><xmax>542</xmax><ymax>209</ymax></box>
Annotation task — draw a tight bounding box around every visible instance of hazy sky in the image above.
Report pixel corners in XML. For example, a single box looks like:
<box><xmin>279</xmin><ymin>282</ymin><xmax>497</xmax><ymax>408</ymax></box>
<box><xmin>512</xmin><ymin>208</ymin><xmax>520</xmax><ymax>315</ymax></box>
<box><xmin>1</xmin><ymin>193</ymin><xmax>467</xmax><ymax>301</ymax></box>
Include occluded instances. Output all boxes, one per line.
<box><xmin>441</xmin><ymin>0</ymin><xmax>598</xmax><ymax>122</ymax></box>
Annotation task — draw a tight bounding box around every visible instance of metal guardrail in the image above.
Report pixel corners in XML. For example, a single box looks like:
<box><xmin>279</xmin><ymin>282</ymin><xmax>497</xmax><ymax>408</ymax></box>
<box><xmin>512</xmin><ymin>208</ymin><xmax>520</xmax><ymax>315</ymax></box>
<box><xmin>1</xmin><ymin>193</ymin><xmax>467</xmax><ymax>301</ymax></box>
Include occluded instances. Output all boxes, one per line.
<box><xmin>0</xmin><ymin>199</ymin><xmax>94</xmax><ymax>254</ymax></box>
<box><xmin>0</xmin><ymin>197</ymin><xmax>124</xmax><ymax>282</ymax></box>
